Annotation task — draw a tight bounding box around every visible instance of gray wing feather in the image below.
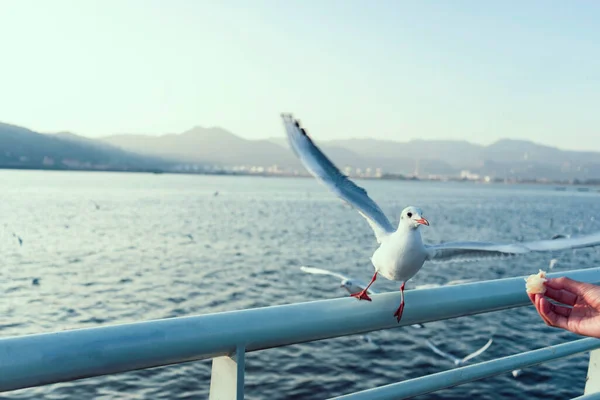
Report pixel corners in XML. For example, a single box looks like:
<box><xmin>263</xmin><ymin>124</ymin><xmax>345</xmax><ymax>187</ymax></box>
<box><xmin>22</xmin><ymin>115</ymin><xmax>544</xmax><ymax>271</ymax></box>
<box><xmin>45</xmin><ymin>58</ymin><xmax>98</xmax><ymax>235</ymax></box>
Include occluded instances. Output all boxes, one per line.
<box><xmin>282</xmin><ymin>114</ymin><xmax>395</xmax><ymax>242</ymax></box>
<box><xmin>300</xmin><ymin>266</ymin><xmax>348</xmax><ymax>281</ymax></box>
<box><xmin>425</xmin><ymin>340</ymin><xmax>460</xmax><ymax>364</ymax></box>
<box><xmin>426</xmin><ymin>232</ymin><xmax>600</xmax><ymax>262</ymax></box>
<box><xmin>523</xmin><ymin>231</ymin><xmax>600</xmax><ymax>252</ymax></box>
<box><xmin>462</xmin><ymin>338</ymin><xmax>493</xmax><ymax>363</ymax></box>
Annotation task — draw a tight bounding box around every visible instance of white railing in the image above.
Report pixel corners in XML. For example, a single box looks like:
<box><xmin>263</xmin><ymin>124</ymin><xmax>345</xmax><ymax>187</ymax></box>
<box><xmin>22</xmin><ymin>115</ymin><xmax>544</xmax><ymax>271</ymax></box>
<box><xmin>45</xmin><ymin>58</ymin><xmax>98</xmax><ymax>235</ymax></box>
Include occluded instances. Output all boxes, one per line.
<box><xmin>1</xmin><ymin>267</ymin><xmax>600</xmax><ymax>399</ymax></box>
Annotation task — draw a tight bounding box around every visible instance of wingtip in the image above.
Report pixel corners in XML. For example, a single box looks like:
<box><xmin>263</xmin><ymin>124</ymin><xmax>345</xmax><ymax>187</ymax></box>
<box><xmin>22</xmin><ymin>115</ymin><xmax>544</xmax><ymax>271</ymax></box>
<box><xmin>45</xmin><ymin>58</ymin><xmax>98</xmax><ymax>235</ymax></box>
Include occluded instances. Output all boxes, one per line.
<box><xmin>282</xmin><ymin>114</ymin><xmax>308</xmax><ymax>130</ymax></box>
<box><xmin>281</xmin><ymin>113</ymin><xmax>311</xmax><ymax>138</ymax></box>
<box><xmin>280</xmin><ymin>112</ymin><xmax>293</xmax><ymax>120</ymax></box>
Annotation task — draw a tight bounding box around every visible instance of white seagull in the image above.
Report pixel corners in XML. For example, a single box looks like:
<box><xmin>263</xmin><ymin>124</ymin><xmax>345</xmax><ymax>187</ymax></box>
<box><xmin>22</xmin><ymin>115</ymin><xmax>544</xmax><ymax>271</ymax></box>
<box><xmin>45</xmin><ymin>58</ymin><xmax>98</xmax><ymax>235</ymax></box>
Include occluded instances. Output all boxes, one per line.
<box><xmin>425</xmin><ymin>338</ymin><xmax>493</xmax><ymax>366</ymax></box>
<box><xmin>282</xmin><ymin>114</ymin><xmax>600</xmax><ymax>322</ymax></box>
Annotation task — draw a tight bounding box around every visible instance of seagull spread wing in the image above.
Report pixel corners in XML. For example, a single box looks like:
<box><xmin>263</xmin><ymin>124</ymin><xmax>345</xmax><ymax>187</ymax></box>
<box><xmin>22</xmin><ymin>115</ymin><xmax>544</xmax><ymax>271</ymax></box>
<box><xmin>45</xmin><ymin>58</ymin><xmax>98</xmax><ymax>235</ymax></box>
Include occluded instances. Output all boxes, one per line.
<box><xmin>521</xmin><ymin>231</ymin><xmax>600</xmax><ymax>252</ymax></box>
<box><xmin>461</xmin><ymin>338</ymin><xmax>493</xmax><ymax>363</ymax></box>
<box><xmin>300</xmin><ymin>266</ymin><xmax>348</xmax><ymax>281</ymax></box>
<box><xmin>425</xmin><ymin>340</ymin><xmax>461</xmax><ymax>364</ymax></box>
<box><xmin>427</xmin><ymin>339</ymin><xmax>492</xmax><ymax>366</ymax></box>
<box><xmin>301</xmin><ymin>266</ymin><xmax>375</xmax><ymax>294</ymax></box>
<box><xmin>282</xmin><ymin>114</ymin><xmax>395</xmax><ymax>242</ymax></box>
<box><xmin>426</xmin><ymin>231</ymin><xmax>600</xmax><ymax>262</ymax></box>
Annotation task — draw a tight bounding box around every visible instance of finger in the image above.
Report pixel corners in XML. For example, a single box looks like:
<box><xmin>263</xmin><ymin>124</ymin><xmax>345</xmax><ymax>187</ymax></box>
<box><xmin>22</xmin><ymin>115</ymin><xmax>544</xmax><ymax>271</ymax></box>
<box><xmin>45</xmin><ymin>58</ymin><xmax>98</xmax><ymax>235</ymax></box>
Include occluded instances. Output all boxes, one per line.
<box><xmin>528</xmin><ymin>293</ymin><xmax>536</xmax><ymax>304</ymax></box>
<box><xmin>544</xmin><ymin>287</ymin><xmax>578</xmax><ymax>306</ymax></box>
<box><xmin>546</xmin><ymin>277</ymin><xmax>596</xmax><ymax>297</ymax></box>
<box><xmin>535</xmin><ymin>295</ymin><xmax>554</xmax><ymax>326</ymax></box>
<box><xmin>531</xmin><ymin>294</ymin><xmax>550</xmax><ymax>325</ymax></box>
<box><xmin>550</xmin><ymin>303</ymin><xmax>572</xmax><ymax>317</ymax></box>
<box><xmin>538</xmin><ymin>297</ymin><xmax>569</xmax><ymax>330</ymax></box>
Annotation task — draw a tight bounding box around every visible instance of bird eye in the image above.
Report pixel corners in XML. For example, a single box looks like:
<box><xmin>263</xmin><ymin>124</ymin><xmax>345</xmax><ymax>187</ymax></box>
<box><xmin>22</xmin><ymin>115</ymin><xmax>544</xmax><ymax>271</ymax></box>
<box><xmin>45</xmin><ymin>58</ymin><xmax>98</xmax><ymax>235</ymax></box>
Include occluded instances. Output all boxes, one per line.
<box><xmin>407</xmin><ymin>212</ymin><xmax>413</xmax><ymax>218</ymax></box>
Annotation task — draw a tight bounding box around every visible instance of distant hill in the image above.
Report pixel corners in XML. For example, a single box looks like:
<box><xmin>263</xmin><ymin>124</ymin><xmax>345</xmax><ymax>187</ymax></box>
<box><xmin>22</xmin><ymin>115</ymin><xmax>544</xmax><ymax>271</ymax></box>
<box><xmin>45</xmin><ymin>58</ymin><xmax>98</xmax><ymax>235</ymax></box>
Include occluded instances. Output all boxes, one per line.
<box><xmin>270</xmin><ymin>136</ymin><xmax>600</xmax><ymax>180</ymax></box>
<box><xmin>102</xmin><ymin>128</ymin><xmax>458</xmax><ymax>175</ymax></box>
<box><xmin>103</xmin><ymin>126</ymin><xmax>296</xmax><ymax>168</ymax></box>
<box><xmin>0</xmin><ymin>122</ymin><xmax>170</xmax><ymax>171</ymax></box>
<box><xmin>103</xmin><ymin>126</ymin><xmax>600</xmax><ymax>180</ymax></box>
<box><xmin>4</xmin><ymin>119</ymin><xmax>600</xmax><ymax>181</ymax></box>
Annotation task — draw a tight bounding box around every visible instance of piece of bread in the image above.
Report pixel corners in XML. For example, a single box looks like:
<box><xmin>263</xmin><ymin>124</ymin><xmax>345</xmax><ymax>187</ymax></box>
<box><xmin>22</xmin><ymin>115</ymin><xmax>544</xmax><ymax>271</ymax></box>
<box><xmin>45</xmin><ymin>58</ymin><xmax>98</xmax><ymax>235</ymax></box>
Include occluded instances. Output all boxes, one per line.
<box><xmin>525</xmin><ymin>270</ymin><xmax>547</xmax><ymax>294</ymax></box>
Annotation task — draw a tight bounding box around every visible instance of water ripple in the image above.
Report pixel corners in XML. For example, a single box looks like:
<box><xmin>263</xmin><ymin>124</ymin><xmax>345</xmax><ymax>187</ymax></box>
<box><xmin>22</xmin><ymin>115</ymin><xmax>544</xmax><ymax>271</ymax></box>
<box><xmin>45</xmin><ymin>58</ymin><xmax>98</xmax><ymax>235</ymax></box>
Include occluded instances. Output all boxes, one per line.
<box><xmin>1</xmin><ymin>171</ymin><xmax>599</xmax><ymax>399</ymax></box>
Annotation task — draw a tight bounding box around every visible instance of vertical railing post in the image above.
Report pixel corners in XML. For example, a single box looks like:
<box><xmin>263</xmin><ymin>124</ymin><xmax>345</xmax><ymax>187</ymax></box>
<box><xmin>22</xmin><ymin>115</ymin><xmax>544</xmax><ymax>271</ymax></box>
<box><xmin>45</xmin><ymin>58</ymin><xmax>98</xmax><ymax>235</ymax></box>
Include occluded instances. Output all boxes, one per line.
<box><xmin>585</xmin><ymin>350</ymin><xmax>600</xmax><ymax>395</ymax></box>
<box><xmin>209</xmin><ymin>345</ymin><xmax>246</xmax><ymax>400</ymax></box>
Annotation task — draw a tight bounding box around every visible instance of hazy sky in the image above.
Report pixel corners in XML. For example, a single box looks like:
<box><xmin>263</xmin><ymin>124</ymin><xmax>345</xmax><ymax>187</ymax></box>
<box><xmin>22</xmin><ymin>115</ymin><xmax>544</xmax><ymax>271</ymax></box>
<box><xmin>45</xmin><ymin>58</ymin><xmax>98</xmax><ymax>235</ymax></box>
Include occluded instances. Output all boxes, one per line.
<box><xmin>1</xmin><ymin>1</ymin><xmax>599</xmax><ymax>149</ymax></box>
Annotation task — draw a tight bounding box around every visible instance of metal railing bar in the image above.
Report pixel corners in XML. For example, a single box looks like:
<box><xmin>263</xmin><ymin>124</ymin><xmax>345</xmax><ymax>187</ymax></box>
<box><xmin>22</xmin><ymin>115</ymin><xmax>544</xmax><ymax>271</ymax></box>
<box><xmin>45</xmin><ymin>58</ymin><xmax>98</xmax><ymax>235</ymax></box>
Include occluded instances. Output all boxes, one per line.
<box><xmin>331</xmin><ymin>338</ymin><xmax>600</xmax><ymax>400</ymax></box>
<box><xmin>0</xmin><ymin>268</ymin><xmax>599</xmax><ymax>392</ymax></box>
<box><xmin>572</xmin><ymin>393</ymin><xmax>600</xmax><ymax>400</ymax></box>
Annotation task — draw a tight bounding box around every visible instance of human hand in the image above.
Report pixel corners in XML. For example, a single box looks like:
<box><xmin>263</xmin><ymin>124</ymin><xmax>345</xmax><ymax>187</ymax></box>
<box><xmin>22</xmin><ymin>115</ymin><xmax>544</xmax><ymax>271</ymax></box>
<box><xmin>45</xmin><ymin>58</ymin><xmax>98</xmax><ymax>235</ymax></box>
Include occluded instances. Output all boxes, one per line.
<box><xmin>529</xmin><ymin>277</ymin><xmax>600</xmax><ymax>338</ymax></box>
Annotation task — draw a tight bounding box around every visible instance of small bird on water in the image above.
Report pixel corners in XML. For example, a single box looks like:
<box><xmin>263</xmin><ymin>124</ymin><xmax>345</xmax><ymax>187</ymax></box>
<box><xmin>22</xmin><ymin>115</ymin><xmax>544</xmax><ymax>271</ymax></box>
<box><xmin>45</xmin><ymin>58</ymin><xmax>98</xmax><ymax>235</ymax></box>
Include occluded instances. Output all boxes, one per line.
<box><xmin>282</xmin><ymin>113</ymin><xmax>600</xmax><ymax>322</ymax></box>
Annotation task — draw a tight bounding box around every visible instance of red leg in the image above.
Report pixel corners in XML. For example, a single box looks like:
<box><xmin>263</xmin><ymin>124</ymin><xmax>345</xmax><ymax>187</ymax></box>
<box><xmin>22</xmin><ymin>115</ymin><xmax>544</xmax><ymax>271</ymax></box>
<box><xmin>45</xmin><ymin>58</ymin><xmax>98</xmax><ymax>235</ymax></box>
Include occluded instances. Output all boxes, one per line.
<box><xmin>393</xmin><ymin>282</ymin><xmax>406</xmax><ymax>322</ymax></box>
<box><xmin>351</xmin><ymin>271</ymin><xmax>377</xmax><ymax>302</ymax></box>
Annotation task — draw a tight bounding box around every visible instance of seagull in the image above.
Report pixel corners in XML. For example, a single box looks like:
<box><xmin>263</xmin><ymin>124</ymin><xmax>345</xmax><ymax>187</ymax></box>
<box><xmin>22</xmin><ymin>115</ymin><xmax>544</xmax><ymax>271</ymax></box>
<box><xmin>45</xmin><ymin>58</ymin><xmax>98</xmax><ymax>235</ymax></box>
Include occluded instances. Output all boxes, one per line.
<box><xmin>282</xmin><ymin>113</ymin><xmax>600</xmax><ymax>323</ymax></box>
<box><xmin>92</xmin><ymin>201</ymin><xmax>100</xmax><ymax>210</ymax></box>
<box><xmin>549</xmin><ymin>258</ymin><xmax>559</xmax><ymax>269</ymax></box>
<box><xmin>425</xmin><ymin>338</ymin><xmax>493</xmax><ymax>366</ymax></box>
<box><xmin>185</xmin><ymin>234</ymin><xmax>194</xmax><ymax>241</ymax></box>
<box><xmin>12</xmin><ymin>233</ymin><xmax>23</xmax><ymax>246</ymax></box>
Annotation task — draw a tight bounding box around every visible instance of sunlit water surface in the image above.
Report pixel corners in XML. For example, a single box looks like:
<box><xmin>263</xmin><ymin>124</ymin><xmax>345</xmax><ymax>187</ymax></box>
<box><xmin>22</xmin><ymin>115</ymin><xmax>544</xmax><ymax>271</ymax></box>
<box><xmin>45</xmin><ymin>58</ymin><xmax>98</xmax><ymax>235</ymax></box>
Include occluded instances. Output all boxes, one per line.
<box><xmin>2</xmin><ymin>170</ymin><xmax>600</xmax><ymax>399</ymax></box>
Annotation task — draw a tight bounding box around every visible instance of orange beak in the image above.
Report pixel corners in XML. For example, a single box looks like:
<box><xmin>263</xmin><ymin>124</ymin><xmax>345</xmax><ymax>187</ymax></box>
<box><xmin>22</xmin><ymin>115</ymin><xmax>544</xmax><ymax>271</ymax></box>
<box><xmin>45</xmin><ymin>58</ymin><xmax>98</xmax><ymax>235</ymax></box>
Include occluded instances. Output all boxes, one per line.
<box><xmin>415</xmin><ymin>217</ymin><xmax>429</xmax><ymax>226</ymax></box>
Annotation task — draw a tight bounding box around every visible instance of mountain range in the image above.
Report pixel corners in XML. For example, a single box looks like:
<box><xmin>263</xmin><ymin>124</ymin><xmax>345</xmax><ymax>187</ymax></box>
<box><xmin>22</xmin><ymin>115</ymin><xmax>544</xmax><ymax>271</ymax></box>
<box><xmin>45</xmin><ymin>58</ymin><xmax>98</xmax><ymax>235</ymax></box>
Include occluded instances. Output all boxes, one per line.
<box><xmin>0</xmin><ymin>122</ymin><xmax>169</xmax><ymax>171</ymax></box>
<box><xmin>2</xmin><ymin>120</ymin><xmax>600</xmax><ymax>181</ymax></box>
<box><xmin>102</xmin><ymin>128</ymin><xmax>600</xmax><ymax>180</ymax></box>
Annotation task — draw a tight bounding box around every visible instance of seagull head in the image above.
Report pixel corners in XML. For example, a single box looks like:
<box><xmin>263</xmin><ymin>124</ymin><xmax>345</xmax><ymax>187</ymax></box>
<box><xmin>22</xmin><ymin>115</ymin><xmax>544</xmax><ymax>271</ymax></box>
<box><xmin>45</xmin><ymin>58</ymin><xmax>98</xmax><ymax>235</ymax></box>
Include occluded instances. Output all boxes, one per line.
<box><xmin>400</xmin><ymin>206</ymin><xmax>429</xmax><ymax>230</ymax></box>
<box><xmin>340</xmin><ymin>279</ymin><xmax>364</xmax><ymax>295</ymax></box>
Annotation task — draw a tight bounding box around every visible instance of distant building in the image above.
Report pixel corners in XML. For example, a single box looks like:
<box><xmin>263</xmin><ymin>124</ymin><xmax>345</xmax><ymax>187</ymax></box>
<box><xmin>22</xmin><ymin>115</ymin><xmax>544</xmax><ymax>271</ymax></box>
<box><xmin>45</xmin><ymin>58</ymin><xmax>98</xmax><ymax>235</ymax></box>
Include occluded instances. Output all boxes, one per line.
<box><xmin>460</xmin><ymin>170</ymin><xmax>480</xmax><ymax>180</ymax></box>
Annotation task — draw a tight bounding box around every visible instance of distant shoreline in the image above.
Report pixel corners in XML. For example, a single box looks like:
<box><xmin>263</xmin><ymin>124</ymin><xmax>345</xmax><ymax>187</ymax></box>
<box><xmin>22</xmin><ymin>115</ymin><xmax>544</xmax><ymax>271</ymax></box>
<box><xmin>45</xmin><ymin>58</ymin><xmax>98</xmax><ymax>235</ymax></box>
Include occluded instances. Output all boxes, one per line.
<box><xmin>2</xmin><ymin>166</ymin><xmax>600</xmax><ymax>188</ymax></box>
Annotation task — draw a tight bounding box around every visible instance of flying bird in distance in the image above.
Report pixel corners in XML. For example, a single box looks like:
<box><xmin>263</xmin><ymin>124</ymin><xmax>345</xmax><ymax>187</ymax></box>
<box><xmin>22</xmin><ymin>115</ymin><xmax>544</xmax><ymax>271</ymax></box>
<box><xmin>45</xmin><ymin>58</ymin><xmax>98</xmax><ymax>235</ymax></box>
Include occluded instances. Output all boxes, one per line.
<box><xmin>426</xmin><ymin>338</ymin><xmax>493</xmax><ymax>366</ymax></box>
